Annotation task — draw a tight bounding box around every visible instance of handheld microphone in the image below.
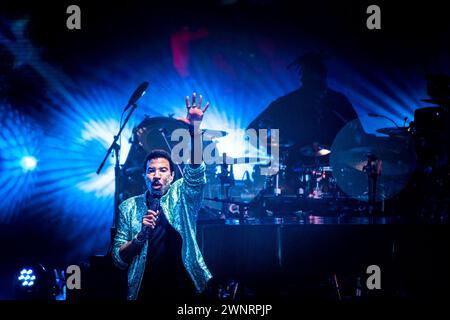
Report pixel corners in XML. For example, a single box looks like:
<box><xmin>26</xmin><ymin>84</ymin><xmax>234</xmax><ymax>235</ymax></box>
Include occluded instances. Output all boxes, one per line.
<box><xmin>147</xmin><ymin>193</ymin><xmax>161</xmax><ymax>213</ymax></box>
<box><xmin>142</xmin><ymin>190</ymin><xmax>162</xmax><ymax>237</ymax></box>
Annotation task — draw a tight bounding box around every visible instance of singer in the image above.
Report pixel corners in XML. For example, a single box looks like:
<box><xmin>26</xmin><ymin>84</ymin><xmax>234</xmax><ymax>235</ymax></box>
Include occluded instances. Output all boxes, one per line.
<box><xmin>112</xmin><ymin>92</ymin><xmax>212</xmax><ymax>301</ymax></box>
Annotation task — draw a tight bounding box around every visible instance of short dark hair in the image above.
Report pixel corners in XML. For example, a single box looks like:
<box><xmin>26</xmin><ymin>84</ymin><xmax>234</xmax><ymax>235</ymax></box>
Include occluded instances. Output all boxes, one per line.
<box><xmin>287</xmin><ymin>52</ymin><xmax>327</xmax><ymax>77</ymax></box>
<box><xmin>143</xmin><ymin>149</ymin><xmax>175</xmax><ymax>173</ymax></box>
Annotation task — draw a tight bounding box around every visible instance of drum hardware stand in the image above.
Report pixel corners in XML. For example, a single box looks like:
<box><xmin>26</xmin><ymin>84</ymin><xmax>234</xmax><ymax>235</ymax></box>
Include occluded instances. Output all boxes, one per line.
<box><xmin>97</xmin><ymin>81</ymin><xmax>149</xmax><ymax>252</ymax></box>
<box><xmin>363</xmin><ymin>153</ymin><xmax>382</xmax><ymax>215</ymax></box>
<box><xmin>274</xmin><ymin>170</ymin><xmax>281</xmax><ymax>196</ymax></box>
<box><xmin>218</xmin><ymin>153</ymin><xmax>235</xmax><ymax>217</ymax></box>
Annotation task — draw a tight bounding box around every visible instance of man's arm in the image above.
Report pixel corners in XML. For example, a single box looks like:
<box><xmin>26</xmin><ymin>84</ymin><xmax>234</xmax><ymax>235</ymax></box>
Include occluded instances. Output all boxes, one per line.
<box><xmin>175</xmin><ymin>92</ymin><xmax>208</xmax><ymax>215</ymax></box>
<box><xmin>115</xmin><ymin>208</ymin><xmax>160</xmax><ymax>266</ymax></box>
<box><xmin>182</xmin><ymin>160</ymin><xmax>206</xmax><ymax>217</ymax></box>
<box><xmin>112</xmin><ymin>202</ymin><xmax>157</xmax><ymax>268</ymax></box>
<box><xmin>190</xmin><ymin>125</ymin><xmax>202</xmax><ymax>168</ymax></box>
<box><xmin>112</xmin><ymin>204</ymin><xmax>133</xmax><ymax>269</ymax></box>
<box><xmin>176</xmin><ymin>92</ymin><xmax>209</xmax><ymax>169</ymax></box>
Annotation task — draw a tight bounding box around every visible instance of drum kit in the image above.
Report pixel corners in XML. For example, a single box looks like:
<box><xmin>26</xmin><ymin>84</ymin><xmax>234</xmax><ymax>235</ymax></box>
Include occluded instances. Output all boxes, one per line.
<box><xmin>120</xmin><ymin>98</ymin><xmax>447</xmax><ymax>219</ymax></box>
<box><xmin>111</xmin><ymin>73</ymin><xmax>448</xmax><ymax>222</ymax></box>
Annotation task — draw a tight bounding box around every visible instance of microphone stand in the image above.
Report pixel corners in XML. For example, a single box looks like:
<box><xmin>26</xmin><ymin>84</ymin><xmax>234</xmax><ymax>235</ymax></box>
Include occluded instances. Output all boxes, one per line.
<box><xmin>96</xmin><ymin>103</ymin><xmax>139</xmax><ymax>250</ymax></box>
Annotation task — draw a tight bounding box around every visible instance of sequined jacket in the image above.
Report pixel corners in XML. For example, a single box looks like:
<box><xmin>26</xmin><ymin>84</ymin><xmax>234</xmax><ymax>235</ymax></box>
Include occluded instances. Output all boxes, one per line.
<box><xmin>112</xmin><ymin>163</ymin><xmax>212</xmax><ymax>300</ymax></box>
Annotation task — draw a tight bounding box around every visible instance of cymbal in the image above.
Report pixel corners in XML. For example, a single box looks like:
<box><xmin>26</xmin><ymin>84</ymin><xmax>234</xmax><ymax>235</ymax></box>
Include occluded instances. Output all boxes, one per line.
<box><xmin>231</xmin><ymin>156</ymin><xmax>272</xmax><ymax>164</ymax></box>
<box><xmin>136</xmin><ymin>117</ymin><xmax>229</xmax><ymax>152</ymax></box>
<box><xmin>376</xmin><ymin>127</ymin><xmax>411</xmax><ymax>138</ymax></box>
<box><xmin>270</xmin><ymin>139</ymin><xmax>295</xmax><ymax>148</ymax></box>
<box><xmin>421</xmin><ymin>98</ymin><xmax>450</xmax><ymax>105</ymax></box>
<box><xmin>202</xmin><ymin>129</ymin><xmax>228</xmax><ymax>139</ymax></box>
<box><xmin>212</xmin><ymin>155</ymin><xmax>272</xmax><ymax>165</ymax></box>
<box><xmin>299</xmin><ymin>143</ymin><xmax>331</xmax><ymax>157</ymax></box>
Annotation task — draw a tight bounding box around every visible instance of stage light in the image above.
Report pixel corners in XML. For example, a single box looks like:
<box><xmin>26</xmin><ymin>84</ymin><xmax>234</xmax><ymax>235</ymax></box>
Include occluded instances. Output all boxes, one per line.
<box><xmin>0</xmin><ymin>105</ymin><xmax>40</xmax><ymax>223</ymax></box>
<box><xmin>17</xmin><ymin>268</ymin><xmax>37</xmax><ymax>288</ymax></box>
<box><xmin>17</xmin><ymin>268</ymin><xmax>37</xmax><ymax>289</ymax></box>
<box><xmin>20</xmin><ymin>156</ymin><xmax>37</xmax><ymax>171</ymax></box>
<box><xmin>14</xmin><ymin>265</ymin><xmax>62</xmax><ymax>300</ymax></box>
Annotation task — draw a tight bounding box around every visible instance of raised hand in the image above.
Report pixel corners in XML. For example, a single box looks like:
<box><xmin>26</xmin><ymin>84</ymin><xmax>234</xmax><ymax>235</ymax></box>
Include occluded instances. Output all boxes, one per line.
<box><xmin>176</xmin><ymin>92</ymin><xmax>210</xmax><ymax>128</ymax></box>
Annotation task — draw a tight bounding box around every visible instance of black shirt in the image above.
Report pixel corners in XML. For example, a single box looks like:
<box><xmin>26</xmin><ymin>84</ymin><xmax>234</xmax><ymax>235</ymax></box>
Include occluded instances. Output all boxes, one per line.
<box><xmin>138</xmin><ymin>200</ymin><xmax>195</xmax><ymax>301</ymax></box>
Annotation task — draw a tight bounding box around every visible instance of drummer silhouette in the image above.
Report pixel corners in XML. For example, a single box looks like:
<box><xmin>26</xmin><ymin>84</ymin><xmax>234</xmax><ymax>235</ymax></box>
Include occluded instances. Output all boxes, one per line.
<box><xmin>247</xmin><ymin>52</ymin><xmax>360</xmax><ymax>194</ymax></box>
<box><xmin>247</xmin><ymin>52</ymin><xmax>359</xmax><ymax>167</ymax></box>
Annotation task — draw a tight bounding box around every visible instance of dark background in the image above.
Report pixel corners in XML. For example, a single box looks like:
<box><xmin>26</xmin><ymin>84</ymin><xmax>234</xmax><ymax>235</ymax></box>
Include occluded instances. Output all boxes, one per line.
<box><xmin>1</xmin><ymin>0</ymin><xmax>449</xmax><ymax>300</ymax></box>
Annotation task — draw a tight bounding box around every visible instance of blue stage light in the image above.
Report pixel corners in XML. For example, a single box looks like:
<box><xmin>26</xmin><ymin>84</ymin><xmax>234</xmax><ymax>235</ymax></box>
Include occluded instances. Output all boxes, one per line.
<box><xmin>0</xmin><ymin>105</ymin><xmax>41</xmax><ymax>223</ymax></box>
<box><xmin>14</xmin><ymin>265</ymin><xmax>62</xmax><ymax>299</ymax></box>
<box><xmin>20</xmin><ymin>156</ymin><xmax>37</xmax><ymax>171</ymax></box>
<box><xmin>18</xmin><ymin>268</ymin><xmax>36</xmax><ymax>287</ymax></box>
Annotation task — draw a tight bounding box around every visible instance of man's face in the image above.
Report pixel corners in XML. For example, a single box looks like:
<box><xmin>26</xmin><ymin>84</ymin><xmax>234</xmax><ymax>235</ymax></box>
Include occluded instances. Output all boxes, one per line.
<box><xmin>145</xmin><ymin>158</ymin><xmax>174</xmax><ymax>195</ymax></box>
